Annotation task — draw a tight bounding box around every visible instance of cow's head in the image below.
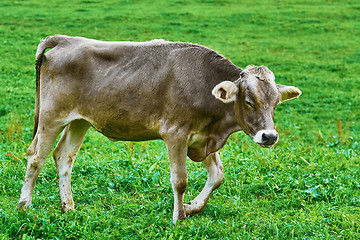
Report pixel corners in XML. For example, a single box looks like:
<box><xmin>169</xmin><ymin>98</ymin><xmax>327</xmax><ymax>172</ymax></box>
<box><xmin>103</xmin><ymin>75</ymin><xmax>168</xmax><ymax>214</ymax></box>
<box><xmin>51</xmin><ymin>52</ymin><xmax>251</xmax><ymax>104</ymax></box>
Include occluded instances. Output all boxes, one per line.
<box><xmin>212</xmin><ymin>65</ymin><xmax>301</xmax><ymax>148</ymax></box>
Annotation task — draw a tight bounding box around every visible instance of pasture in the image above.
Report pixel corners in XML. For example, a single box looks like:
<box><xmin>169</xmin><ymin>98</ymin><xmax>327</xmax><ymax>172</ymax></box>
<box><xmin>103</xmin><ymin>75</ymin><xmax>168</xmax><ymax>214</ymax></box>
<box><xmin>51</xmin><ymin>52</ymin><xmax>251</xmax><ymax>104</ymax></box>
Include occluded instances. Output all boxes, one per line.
<box><xmin>0</xmin><ymin>0</ymin><xmax>359</xmax><ymax>239</ymax></box>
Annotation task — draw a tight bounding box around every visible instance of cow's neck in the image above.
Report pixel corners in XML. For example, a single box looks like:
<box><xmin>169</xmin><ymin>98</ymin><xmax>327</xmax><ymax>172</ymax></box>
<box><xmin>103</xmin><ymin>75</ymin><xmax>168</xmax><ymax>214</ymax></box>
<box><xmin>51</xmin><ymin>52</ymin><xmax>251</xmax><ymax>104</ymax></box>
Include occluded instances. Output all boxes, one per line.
<box><xmin>187</xmin><ymin>112</ymin><xmax>240</xmax><ymax>162</ymax></box>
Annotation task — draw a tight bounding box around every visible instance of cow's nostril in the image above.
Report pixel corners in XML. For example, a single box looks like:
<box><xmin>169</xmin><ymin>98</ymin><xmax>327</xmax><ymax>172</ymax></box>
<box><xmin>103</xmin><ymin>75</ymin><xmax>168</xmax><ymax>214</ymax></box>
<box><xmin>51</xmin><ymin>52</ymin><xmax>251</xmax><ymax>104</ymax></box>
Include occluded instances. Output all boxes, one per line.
<box><xmin>262</xmin><ymin>133</ymin><xmax>269</xmax><ymax>142</ymax></box>
<box><xmin>262</xmin><ymin>133</ymin><xmax>278</xmax><ymax>145</ymax></box>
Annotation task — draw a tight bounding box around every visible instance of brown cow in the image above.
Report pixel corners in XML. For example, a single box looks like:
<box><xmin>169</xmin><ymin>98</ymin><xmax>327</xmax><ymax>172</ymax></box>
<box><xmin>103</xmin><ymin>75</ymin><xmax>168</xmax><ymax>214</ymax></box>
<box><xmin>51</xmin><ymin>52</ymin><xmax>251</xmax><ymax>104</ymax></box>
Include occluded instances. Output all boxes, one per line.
<box><xmin>18</xmin><ymin>35</ymin><xmax>301</xmax><ymax>224</ymax></box>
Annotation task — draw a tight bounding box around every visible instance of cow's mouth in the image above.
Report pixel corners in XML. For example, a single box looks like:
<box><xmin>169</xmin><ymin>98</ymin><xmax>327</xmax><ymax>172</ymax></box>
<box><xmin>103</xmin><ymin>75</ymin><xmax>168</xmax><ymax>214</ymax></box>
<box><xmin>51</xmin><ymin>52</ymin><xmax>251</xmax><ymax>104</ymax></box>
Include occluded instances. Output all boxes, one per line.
<box><xmin>259</xmin><ymin>143</ymin><xmax>274</xmax><ymax>148</ymax></box>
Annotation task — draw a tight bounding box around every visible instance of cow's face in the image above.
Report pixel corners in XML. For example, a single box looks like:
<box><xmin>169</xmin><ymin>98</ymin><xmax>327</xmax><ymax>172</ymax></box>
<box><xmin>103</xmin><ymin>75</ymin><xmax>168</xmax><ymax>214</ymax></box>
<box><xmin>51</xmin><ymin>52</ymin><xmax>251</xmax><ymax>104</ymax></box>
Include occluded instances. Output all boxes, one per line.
<box><xmin>212</xmin><ymin>66</ymin><xmax>301</xmax><ymax>148</ymax></box>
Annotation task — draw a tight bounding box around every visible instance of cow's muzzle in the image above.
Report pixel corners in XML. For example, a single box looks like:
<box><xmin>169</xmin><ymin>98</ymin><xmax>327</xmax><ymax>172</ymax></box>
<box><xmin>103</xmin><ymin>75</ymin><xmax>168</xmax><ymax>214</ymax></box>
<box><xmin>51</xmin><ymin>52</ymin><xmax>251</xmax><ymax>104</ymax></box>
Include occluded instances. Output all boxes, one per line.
<box><xmin>253</xmin><ymin>130</ymin><xmax>278</xmax><ymax>148</ymax></box>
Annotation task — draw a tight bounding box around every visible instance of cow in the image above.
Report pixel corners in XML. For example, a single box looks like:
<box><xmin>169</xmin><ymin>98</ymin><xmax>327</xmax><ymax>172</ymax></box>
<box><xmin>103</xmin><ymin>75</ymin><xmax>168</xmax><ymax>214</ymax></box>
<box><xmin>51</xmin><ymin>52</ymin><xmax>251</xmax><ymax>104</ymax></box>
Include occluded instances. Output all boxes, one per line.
<box><xmin>18</xmin><ymin>35</ymin><xmax>301</xmax><ymax>224</ymax></box>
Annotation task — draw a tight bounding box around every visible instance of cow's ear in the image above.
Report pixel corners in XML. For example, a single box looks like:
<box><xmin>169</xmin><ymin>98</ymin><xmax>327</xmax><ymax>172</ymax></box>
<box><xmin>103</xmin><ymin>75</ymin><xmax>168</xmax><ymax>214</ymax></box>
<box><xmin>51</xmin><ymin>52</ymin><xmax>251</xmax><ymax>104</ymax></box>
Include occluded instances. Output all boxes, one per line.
<box><xmin>277</xmin><ymin>84</ymin><xmax>302</xmax><ymax>102</ymax></box>
<box><xmin>212</xmin><ymin>81</ymin><xmax>239</xmax><ymax>103</ymax></box>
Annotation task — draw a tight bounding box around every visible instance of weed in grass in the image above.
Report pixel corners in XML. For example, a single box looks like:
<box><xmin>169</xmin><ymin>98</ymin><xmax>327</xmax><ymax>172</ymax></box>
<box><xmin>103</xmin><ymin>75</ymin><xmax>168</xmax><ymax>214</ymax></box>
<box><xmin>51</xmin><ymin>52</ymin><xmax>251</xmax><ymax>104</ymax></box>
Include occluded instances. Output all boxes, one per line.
<box><xmin>3</xmin><ymin>114</ymin><xmax>24</xmax><ymax>141</ymax></box>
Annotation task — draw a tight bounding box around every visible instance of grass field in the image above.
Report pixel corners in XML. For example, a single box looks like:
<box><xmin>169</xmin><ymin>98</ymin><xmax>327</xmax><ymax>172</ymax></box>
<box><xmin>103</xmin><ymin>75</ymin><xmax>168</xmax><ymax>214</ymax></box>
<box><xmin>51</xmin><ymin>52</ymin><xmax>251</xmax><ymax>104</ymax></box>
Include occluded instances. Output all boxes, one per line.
<box><xmin>1</xmin><ymin>0</ymin><xmax>360</xmax><ymax>239</ymax></box>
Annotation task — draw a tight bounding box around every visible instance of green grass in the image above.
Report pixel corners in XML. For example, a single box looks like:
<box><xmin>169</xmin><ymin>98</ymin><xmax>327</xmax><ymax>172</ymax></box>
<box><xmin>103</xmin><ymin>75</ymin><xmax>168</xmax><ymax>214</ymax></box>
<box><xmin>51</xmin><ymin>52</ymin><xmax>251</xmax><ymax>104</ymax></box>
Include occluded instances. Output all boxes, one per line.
<box><xmin>1</xmin><ymin>0</ymin><xmax>359</xmax><ymax>239</ymax></box>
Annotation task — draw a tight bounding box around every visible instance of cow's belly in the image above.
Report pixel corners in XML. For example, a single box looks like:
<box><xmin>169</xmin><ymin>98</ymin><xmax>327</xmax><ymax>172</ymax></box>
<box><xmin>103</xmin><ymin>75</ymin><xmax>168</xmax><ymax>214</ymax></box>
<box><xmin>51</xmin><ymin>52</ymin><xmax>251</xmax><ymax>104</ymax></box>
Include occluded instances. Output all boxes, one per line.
<box><xmin>89</xmin><ymin>118</ymin><xmax>161</xmax><ymax>142</ymax></box>
<box><xmin>96</xmin><ymin>125</ymin><xmax>160</xmax><ymax>141</ymax></box>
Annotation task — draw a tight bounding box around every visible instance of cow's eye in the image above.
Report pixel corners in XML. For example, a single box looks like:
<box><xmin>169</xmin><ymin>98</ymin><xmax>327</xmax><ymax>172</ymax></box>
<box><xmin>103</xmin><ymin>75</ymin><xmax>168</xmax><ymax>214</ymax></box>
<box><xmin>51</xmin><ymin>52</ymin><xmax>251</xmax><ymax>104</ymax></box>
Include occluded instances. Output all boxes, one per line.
<box><xmin>245</xmin><ymin>100</ymin><xmax>254</xmax><ymax>108</ymax></box>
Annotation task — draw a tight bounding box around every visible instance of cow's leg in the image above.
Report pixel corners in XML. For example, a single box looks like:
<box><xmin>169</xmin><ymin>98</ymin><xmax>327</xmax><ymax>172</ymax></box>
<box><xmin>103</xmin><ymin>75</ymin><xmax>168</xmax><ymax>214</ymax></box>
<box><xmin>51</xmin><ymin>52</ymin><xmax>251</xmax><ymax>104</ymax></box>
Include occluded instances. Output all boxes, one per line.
<box><xmin>165</xmin><ymin>138</ymin><xmax>188</xmax><ymax>225</ymax></box>
<box><xmin>53</xmin><ymin>119</ymin><xmax>90</xmax><ymax>212</ymax></box>
<box><xmin>18</xmin><ymin>124</ymin><xmax>63</xmax><ymax>210</ymax></box>
<box><xmin>184</xmin><ymin>152</ymin><xmax>223</xmax><ymax>216</ymax></box>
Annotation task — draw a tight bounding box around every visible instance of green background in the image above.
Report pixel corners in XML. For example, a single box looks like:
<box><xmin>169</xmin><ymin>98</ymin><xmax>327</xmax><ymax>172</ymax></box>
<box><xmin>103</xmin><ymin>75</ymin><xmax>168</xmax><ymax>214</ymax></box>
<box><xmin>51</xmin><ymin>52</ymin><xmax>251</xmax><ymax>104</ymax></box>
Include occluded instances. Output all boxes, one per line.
<box><xmin>0</xmin><ymin>0</ymin><xmax>359</xmax><ymax>239</ymax></box>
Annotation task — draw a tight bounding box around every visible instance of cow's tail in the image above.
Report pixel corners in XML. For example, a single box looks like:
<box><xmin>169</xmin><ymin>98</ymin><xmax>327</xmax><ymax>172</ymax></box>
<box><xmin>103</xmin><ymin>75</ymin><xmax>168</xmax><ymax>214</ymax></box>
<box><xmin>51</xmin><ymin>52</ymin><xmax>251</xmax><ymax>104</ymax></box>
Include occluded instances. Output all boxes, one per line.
<box><xmin>33</xmin><ymin>35</ymin><xmax>62</xmax><ymax>139</ymax></box>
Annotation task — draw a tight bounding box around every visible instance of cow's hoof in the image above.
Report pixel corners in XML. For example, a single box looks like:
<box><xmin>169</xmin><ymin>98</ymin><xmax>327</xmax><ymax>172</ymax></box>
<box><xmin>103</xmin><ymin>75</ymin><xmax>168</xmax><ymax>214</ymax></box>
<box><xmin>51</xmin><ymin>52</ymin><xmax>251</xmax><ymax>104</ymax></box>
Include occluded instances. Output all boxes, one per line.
<box><xmin>17</xmin><ymin>201</ymin><xmax>28</xmax><ymax>211</ymax></box>
<box><xmin>184</xmin><ymin>201</ymin><xmax>205</xmax><ymax>216</ymax></box>
<box><xmin>184</xmin><ymin>203</ymin><xmax>193</xmax><ymax>216</ymax></box>
<box><xmin>173</xmin><ymin>216</ymin><xmax>187</xmax><ymax>226</ymax></box>
<box><xmin>173</xmin><ymin>210</ymin><xmax>187</xmax><ymax>226</ymax></box>
<box><xmin>60</xmin><ymin>206</ymin><xmax>75</xmax><ymax>213</ymax></box>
